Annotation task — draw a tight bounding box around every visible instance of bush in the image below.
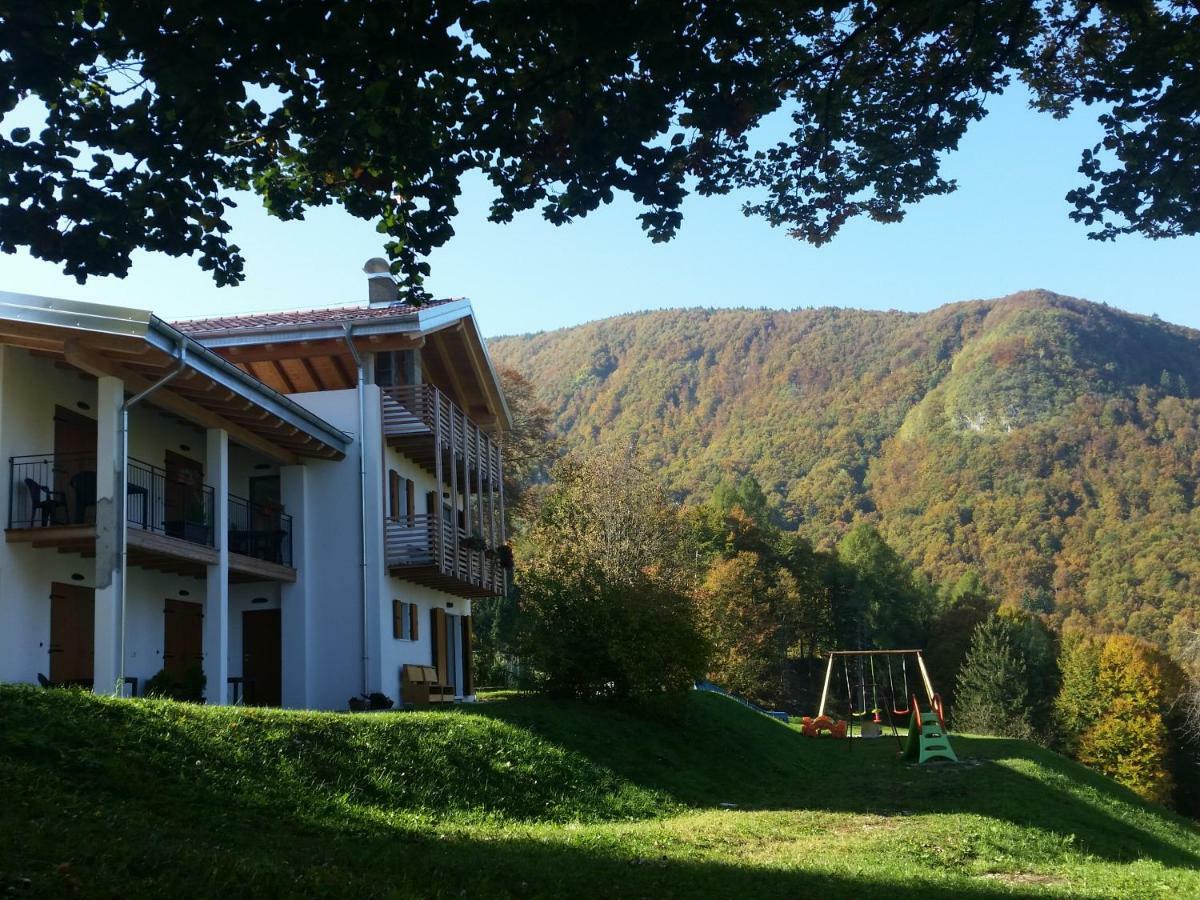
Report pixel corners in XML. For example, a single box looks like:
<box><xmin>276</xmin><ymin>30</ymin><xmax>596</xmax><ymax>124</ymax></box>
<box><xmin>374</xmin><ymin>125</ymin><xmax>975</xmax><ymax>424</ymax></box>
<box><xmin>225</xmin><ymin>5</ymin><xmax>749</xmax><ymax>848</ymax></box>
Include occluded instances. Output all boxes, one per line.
<box><xmin>144</xmin><ymin>664</ymin><xmax>206</xmax><ymax>703</ymax></box>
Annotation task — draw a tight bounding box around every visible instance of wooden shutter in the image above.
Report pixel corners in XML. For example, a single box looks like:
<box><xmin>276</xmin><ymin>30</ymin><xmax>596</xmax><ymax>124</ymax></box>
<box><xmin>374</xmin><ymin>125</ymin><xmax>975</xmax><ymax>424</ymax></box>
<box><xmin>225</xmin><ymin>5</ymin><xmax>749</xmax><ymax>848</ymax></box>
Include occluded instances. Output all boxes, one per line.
<box><xmin>388</xmin><ymin>470</ymin><xmax>401</xmax><ymax>521</ymax></box>
<box><xmin>461</xmin><ymin>615</ymin><xmax>474</xmax><ymax>696</ymax></box>
<box><xmin>392</xmin><ymin>599</ymin><xmax>404</xmax><ymax>639</ymax></box>
<box><xmin>409</xmin><ymin>603</ymin><xmax>420</xmax><ymax>641</ymax></box>
<box><xmin>406</xmin><ymin>479</ymin><xmax>416</xmax><ymax>526</ymax></box>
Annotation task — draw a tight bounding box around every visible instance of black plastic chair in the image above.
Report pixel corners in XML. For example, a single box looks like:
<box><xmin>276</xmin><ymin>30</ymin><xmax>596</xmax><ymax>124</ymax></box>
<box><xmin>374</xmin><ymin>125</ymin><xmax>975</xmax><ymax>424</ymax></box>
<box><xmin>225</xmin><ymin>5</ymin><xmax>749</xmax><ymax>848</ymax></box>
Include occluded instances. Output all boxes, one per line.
<box><xmin>25</xmin><ymin>478</ymin><xmax>67</xmax><ymax>526</ymax></box>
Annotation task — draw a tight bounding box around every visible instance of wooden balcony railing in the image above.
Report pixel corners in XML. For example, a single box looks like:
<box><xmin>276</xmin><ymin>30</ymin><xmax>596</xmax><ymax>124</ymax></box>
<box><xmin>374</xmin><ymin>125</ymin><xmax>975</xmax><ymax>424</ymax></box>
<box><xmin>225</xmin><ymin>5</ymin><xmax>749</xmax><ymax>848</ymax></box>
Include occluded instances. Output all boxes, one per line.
<box><xmin>380</xmin><ymin>384</ymin><xmax>502</xmax><ymax>485</ymax></box>
<box><xmin>384</xmin><ymin>513</ymin><xmax>505</xmax><ymax>598</ymax></box>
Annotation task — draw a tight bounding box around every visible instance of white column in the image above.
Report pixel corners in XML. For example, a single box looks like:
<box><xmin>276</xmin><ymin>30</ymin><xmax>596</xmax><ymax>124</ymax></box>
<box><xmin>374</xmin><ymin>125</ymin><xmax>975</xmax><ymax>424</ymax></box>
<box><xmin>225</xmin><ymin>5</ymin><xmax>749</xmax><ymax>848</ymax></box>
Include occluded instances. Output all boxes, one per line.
<box><xmin>204</xmin><ymin>428</ymin><xmax>229</xmax><ymax>704</ymax></box>
<box><xmin>280</xmin><ymin>464</ymin><xmax>312</xmax><ymax>708</ymax></box>
<box><xmin>93</xmin><ymin>375</ymin><xmax>123</xmax><ymax>695</ymax></box>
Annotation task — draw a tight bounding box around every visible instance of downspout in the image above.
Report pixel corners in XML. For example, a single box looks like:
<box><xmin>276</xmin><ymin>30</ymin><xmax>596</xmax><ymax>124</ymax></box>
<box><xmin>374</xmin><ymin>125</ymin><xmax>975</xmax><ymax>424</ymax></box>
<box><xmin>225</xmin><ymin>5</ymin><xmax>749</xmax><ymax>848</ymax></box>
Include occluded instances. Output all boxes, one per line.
<box><xmin>117</xmin><ymin>341</ymin><xmax>187</xmax><ymax>693</ymax></box>
<box><xmin>343</xmin><ymin>323</ymin><xmax>370</xmax><ymax>697</ymax></box>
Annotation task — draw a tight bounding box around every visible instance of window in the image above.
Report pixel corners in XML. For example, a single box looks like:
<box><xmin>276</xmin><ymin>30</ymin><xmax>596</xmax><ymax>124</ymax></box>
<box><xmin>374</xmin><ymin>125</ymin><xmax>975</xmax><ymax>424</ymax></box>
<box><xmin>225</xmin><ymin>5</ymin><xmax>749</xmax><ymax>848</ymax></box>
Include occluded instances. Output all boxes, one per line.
<box><xmin>388</xmin><ymin>470</ymin><xmax>402</xmax><ymax>522</ymax></box>
<box><xmin>405</xmin><ymin>478</ymin><xmax>416</xmax><ymax>526</ymax></box>
<box><xmin>375</xmin><ymin>351</ymin><xmax>396</xmax><ymax>387</ymax></box>
<box><xmin>392</xmin><ymin>600</ymin><xmax>420</xmax><ymax>641</ymax></box>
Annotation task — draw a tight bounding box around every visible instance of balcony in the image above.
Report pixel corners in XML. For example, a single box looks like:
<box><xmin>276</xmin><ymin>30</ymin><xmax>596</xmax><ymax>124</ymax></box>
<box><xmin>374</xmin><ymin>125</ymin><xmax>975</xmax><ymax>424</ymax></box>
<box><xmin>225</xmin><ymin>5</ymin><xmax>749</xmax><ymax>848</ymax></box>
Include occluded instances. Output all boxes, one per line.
<box><xmin>381</xmin><ymin>384</ymin><xmax>502</xmax><ymax>487</ymax></box>
<box><xmin>6</xmin><ymin>453</ymin><xmax>295</xmax><ymax>582</ymax></box>
<box><xmin>228</xmin><ymin>494</ymin><xmax>293</xmax><ymax>568</ymax></box>
<box><xmin>384</xmin><ymin>513</ymin><xmax>506</xmax><ymax>598</ymax></box>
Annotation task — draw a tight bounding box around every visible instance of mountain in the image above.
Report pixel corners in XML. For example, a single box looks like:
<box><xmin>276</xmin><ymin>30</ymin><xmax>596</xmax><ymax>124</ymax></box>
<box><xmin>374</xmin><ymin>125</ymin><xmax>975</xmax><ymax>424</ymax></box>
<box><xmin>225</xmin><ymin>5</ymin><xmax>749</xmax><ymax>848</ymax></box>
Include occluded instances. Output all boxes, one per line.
<box><xmin>489</xmin><ymin>291</ymin><xmax>1200</xmax><ymax>658</ymax></box>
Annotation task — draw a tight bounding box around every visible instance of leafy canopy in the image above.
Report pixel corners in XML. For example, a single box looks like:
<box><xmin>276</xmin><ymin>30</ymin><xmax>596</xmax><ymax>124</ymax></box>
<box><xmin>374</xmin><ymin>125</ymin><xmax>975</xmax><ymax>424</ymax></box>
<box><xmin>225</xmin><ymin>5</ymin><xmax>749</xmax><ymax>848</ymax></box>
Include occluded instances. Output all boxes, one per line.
<box><xmin>2</xmin><ymin>2</ymin><xmax>1197</xmax><ymax>298</ymax></box>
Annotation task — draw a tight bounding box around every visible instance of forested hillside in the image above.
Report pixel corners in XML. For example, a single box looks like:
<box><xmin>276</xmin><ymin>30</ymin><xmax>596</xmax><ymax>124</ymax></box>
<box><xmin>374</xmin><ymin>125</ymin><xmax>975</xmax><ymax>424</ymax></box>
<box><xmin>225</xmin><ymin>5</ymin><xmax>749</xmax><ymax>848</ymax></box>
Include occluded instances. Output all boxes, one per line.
<box><xmin>490</xmin><ymin>291</ymin><xmax>1200</xmax><ymax>659</ymax></box>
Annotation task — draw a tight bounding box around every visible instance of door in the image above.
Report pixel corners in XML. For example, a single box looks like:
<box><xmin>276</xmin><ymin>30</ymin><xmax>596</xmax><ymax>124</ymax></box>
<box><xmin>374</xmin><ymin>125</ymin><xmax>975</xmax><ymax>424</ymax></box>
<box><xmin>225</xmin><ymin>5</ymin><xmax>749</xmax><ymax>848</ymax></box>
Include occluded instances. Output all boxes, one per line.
<box><xmin>164</xmin><ymin>450</ymin><xmax>204</xmax><ymax>537</ymax></box>
<box><xmin>163</xmin><ymin>598</ymin><xmax>204</xmax><ymax>678</ymax></box>
<box><xmin>49</xmin><ymin>582</ymin><xmax>94</xmax><ymax>684</ymax></box>
<box><xmin>53</xmin><ymin>406</ymin><xmax>96</xmax><ymax>524</ymax></box>
<box><xmin>431</xmin><ymin>607</ymin><xmax>449</xmax><ymax>686</ymax></box>
<box><xmin>249</xmin><ymin>475</ymin><xmax>283</xmax><ymax>562</ymax></box>
<box><xmin>242</xmin><ymin>609</ymin><xmax>282</xmax><ymax>706</ymax></box>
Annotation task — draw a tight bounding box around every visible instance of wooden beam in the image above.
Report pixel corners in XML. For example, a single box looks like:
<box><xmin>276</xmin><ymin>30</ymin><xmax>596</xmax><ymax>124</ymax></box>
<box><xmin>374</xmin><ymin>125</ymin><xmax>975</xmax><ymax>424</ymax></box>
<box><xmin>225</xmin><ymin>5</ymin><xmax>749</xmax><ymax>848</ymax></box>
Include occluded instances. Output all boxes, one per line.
<box><xmin>270</xmin><ymin>360</ymin><xmax>298</xmax><ymax>393</ymax></box>
<box><xmin>299</xmin><ymin>357</ymin><xmax>324</xmax><ymax>391</ymax></box>
<box><xmin>330</xmin><ymin>354</ymin><xmax>354</xmax><ymax>387</ymax></box>
<box><xmin>62</xmin><ymin>341</ymin><xmax>300</xmax><ymax>466</ymax></box>
<box><xmin>431</xmin><ymin>334</ymin><xmax>470</xmax><ymax>414</ymax></box>
<box><xmin>218</xmin><ymin>334</ymin><xmax>421</xmax><ymax>363</ymax></box>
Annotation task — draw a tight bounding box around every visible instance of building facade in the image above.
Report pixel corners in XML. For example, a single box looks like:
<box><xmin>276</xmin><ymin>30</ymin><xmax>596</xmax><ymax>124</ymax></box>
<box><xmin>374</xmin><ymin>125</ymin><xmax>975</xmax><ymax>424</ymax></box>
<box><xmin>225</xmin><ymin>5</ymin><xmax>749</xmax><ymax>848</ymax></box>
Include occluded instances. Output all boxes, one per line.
<box><xmin>0</xmin><ymin>266</ymin><xmax>509</xmax><ymax>709</ymax></box>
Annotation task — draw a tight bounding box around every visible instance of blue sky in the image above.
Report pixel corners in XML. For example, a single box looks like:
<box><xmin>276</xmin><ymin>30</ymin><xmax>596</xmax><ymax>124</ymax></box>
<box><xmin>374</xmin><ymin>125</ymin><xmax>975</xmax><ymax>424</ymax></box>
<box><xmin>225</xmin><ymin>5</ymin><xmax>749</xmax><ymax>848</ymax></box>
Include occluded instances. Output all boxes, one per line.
<box><xmin>1</xmin><ymin>87</ymin><xmax>1196</xmax><ymax>338</ymax></box>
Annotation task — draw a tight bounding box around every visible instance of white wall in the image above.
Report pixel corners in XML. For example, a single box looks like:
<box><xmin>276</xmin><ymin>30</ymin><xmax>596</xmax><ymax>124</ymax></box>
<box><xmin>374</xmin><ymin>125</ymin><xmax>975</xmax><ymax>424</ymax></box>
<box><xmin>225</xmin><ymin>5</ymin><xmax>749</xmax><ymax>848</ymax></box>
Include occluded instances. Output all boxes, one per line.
<box><xmin>0</xmin><ymin>348</ymin><xmax>100</xmax><ymax>683</ymax></box>
<box><xmin>288</xmin><ymin>388</ymin><xmax>372</xmax><ymax>709</ymax></box>
<box><xmin>376</xmin><ymin>576</ymin><xmax>472</xmax><ymax>700</ymax></box>
<box><xmin>0</xmin><ymin>537</ymin><xmax>206</xmax><ymax>690</ymax></box>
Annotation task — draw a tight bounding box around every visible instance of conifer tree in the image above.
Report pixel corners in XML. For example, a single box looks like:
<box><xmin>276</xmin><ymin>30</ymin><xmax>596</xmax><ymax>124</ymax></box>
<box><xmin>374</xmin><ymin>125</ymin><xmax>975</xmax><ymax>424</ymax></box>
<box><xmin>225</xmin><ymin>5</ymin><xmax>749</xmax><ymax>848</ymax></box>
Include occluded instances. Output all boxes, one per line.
<box><xmin>953</xmin><ymin>616</ymin><xmax>1033</xmax><ymax>738</ymax></box>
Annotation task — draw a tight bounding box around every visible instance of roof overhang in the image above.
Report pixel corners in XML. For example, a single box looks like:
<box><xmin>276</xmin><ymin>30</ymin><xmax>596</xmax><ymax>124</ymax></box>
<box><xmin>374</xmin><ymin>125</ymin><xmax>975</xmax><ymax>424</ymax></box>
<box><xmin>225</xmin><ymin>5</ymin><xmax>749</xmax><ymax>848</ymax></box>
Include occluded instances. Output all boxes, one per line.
<box><xmin>179</xmin><ymin>299</ymin><xmax>512</xmax><ymax>432</ymax></box>
<box><xmin>0</xmin><ymin>292</ymin><xmax>350</xmax><ymax>462</ymax></box>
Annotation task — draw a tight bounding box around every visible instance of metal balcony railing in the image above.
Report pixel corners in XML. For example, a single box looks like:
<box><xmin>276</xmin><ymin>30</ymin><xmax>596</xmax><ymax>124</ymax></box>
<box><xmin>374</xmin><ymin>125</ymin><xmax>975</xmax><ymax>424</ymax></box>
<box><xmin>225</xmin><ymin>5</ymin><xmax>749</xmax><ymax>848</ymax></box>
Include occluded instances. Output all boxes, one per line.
<box><xmin>126</xmin><ymin>457</ymin><xmax>215</xmax><ymax>547</ymax></box>
<box><xmin>8</xmin><ymin>452</ymin><xmax>215</xmax><ymax>548</ymax></box>
<box><xmin>228</xmin><ymin>494</ymin><xmax>293</xmax><ymax>567</ymax></box>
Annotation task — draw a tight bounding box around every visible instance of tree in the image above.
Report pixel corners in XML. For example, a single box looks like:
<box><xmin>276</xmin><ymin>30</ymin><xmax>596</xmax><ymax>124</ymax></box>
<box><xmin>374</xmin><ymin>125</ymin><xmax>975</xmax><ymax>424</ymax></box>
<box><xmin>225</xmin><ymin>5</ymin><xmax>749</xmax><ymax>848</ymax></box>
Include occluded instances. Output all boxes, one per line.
<box><xmin>1074</xmin><ymin>635</ymin><xmax>1186</xmax><ymax>805</ymax></box>
<box><xmin>494</xmin><ymin>364</ymin><xmax>560</xmax><ymax>527</ymax></box>
<box><xmin>837</xmin><ymin>523</ymin><xmax>930</xmax><ymax>649</ymax></box>
<box><xmin>925</xmin><ymin>571</ymin><xmax>994</xmax><ymax>710</ymax></box>
<box><xmin>695</xmin><ymin>550</ymin><xmax>801</xmax><ymax>705</ymax></box>
<box><xmin>3</xmin><ymin>3</ymin><xmax>1196</xmax><ymax>295</ymax></box>
<box><xmin>1053</xmin><ymin>633</ymin><xmax>1104</xmax><ymax>756</ymax></box>
<box><xmin>1056</xmin><ymin>633</ymin><xmax>1188</xmax><ymax>805</ymax></box>
<box><xmin>515</xmin><ymin>448</ymin><xmax>707</xmax><ymax>699</ymax></box>
<box><xmin>953</xmin><ymin>615</ymin><xmax>1033</xmax><ymax>738</ymax></box>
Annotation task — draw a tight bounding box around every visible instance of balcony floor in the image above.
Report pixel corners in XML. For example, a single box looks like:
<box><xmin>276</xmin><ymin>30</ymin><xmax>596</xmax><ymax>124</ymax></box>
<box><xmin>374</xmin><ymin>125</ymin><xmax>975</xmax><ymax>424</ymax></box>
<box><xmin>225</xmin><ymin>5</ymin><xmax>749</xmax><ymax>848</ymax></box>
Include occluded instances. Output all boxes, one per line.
<box><xmin>387</xmin><ymin>562</ymin><xmax>505</xmax><ymax>598</ymax></box>
<box><xmin>5</xmin><ymin>525</ymin><xmax>296</xmax><ymax>583</ymax></box>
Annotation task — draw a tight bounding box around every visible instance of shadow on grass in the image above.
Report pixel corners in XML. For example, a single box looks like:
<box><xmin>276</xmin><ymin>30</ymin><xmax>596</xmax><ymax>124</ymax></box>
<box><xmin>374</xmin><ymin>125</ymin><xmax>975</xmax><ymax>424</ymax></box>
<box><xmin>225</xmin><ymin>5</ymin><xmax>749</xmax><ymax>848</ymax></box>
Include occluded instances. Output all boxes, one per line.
<box><xmin>1</xmin><ymin>751</ymin><xmax>1043</xmax><ymax>900</ymax></box>
<box><xmin>2</xmin><ymin>684</ymin><xmax>1198</xmax><ymax>896</ymax></box>
<box><xmin>461</xmin><ymin>693</ymin><xmax>1200</xmax><ymax>870</ymax></box>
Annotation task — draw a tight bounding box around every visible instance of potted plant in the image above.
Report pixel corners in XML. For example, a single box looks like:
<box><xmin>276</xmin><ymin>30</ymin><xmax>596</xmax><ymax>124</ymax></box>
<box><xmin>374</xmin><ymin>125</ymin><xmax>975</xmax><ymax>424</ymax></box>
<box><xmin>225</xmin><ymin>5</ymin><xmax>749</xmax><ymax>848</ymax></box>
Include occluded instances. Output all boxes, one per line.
<box><xmin>461</xmin><ymin>533</ymin><xmax>487</xmax><ymax>552</ymax></box>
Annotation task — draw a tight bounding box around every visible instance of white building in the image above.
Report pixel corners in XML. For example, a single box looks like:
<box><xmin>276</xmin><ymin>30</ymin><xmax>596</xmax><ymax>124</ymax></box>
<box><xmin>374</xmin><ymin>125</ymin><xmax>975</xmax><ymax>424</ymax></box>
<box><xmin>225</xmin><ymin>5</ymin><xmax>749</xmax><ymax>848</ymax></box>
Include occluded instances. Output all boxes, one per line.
<box><xmin>0</xmin><ymin>265</ymin><xmax>509</xmax><ymax>709</ymax></box>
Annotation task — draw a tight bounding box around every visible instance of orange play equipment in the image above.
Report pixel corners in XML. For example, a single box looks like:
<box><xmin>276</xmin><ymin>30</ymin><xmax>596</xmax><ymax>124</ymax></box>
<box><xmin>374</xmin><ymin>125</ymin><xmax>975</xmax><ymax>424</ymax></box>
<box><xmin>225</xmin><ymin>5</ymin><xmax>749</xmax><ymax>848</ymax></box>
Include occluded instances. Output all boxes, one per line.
<box><xmin>799</xmin><ymin>715</ymin><xmax>847</xmax><ymax>738</ymax></box>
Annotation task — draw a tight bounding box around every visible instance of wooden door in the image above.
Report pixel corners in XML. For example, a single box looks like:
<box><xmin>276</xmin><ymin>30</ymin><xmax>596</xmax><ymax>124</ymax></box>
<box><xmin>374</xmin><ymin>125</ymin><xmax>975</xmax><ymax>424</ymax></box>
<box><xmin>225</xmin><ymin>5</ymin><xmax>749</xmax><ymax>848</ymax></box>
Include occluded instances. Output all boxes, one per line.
<box><xmin>49</xmin><ymin>582</ymin><xmax>94</xmax><ymax>683</ymax></box>
<box><xmin>431</xmin><ymin>608</ymin><xmax>449</xmax><ymax>686</ymax></box>
<box><xmin>249</xmin><ymin>475</ymin><xmax>281</xmax><ymax>529</ymax></box>
<box><xmin>163</xmin><ymin>598</ymin><xmax>204</xmax><ymax>678</ymax></box>
<box><xmin>165</xmin><ymin>450</ymin><xmax>204</xmax><ymax>531</ymax></box>
<box><xmin>461</xmin><ymin>615</ymin><xmax>474</xmax><ymax>696</ymax></box>
<box><xmin>242</xmin><ymin>609</ymin><xmax>282</xmax><ymax>707</ymax></box>
<box><xmin>53</xmin><ymin>406</ymin><xmax>97</xmax><ymax>524</ymax></box>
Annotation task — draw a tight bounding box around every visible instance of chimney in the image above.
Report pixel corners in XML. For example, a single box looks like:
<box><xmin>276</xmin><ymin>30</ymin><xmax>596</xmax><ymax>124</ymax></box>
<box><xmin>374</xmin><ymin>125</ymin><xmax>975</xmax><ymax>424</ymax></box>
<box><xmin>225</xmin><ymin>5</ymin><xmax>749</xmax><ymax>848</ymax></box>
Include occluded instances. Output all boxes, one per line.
<box><xmin>363</xmin><ymin>257</ymin><xmax>399</xmax><ymax>306</ymax></box>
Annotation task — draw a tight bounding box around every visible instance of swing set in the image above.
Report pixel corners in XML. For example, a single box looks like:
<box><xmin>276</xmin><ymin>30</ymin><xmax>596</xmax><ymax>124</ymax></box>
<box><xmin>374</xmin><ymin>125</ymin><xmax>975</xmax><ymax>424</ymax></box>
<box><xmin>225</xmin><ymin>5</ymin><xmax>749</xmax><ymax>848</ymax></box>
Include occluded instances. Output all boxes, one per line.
<box><xmin>800</xmin><ymin>649</ymin><xmax>958</xmax><ymax>764</ymax></box>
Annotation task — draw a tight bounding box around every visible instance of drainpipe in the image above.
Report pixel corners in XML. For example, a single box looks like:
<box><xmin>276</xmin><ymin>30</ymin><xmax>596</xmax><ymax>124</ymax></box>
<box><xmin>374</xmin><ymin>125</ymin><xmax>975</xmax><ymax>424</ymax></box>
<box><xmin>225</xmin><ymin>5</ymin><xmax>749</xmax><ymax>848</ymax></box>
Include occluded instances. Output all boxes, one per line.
<box><xmin>343</xmin><ymin>323</ymin><xmax>370</xmax><ymax>697</ymax></box>
<box><xmin>117</xmin><ymin>341</ymin><xmax>187</xmax><ymax>693</ymax></box>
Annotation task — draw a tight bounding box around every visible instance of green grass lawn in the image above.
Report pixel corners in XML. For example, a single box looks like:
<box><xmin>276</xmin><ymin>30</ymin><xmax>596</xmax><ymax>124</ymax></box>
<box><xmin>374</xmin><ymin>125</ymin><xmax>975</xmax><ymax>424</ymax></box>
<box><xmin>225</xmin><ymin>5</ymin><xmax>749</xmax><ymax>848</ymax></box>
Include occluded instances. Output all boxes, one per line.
<box><xmin>2</xmin><ymin>685</ymin><xmax>1198</xmax><ymax>898</ymax></box>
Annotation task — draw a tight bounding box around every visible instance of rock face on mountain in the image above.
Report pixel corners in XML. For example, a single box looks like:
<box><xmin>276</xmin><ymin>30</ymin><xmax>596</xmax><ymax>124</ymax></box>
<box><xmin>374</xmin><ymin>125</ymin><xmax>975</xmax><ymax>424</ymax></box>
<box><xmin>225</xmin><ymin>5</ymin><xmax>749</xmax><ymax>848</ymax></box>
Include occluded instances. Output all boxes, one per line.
<box><xmin>490</xmin><ymin>291</ymin><xmax>1200</xmax><ymax>655</ymax></box>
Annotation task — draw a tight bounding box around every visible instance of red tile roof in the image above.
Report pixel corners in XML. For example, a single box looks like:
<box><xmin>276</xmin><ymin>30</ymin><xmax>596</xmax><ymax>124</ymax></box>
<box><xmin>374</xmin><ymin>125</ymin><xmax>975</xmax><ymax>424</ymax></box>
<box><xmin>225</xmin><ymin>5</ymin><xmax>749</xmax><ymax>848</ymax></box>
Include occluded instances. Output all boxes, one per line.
<box><xmin>173</xmin><ymin>297</ymin><xmax>462</xmax><ymax>335</ymax></box>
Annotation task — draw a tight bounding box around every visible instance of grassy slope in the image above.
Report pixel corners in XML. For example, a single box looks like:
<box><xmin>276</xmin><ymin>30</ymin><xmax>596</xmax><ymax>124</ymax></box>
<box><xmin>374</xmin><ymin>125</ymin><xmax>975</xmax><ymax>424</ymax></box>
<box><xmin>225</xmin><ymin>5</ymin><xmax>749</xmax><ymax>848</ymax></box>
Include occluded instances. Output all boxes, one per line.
<box><xmin>2</xmin><ymin>685</ymin><xmax>1198</xmax><ymax>898</ymax></box>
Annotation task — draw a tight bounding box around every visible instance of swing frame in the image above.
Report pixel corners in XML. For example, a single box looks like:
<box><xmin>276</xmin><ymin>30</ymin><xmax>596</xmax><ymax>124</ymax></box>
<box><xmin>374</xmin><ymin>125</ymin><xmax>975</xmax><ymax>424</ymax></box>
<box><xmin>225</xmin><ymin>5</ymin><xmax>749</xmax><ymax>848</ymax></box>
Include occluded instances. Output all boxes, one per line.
<box><xmin>816</xmin><ymin>649</ymin><xmax>937</xmax><ymax>719</ymax></box>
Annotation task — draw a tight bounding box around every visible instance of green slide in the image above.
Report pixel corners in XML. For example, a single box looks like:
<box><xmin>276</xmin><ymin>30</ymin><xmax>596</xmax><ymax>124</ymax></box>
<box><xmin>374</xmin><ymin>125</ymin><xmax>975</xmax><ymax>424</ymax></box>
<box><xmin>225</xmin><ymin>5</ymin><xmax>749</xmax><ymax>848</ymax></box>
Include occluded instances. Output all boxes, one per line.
<box><xmin>901</xmin><ymin>706</ymin><xmax>958</xmax><ymax>764</ymax></box>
